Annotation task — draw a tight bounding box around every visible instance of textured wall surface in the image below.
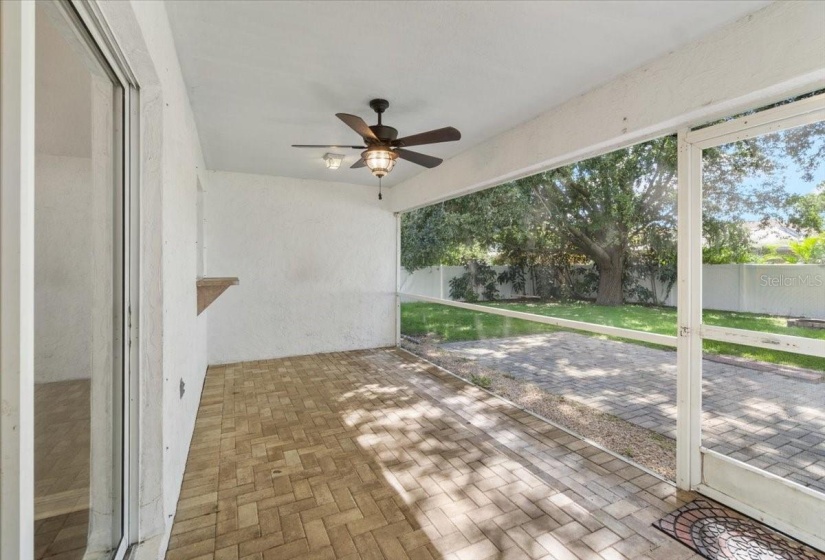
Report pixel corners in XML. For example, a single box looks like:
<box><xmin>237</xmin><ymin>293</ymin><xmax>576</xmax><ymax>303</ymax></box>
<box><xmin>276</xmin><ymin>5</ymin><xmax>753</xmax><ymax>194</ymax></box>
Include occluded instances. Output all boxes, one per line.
<box><xmin>34</xmin><ymin>154</ymin><xmax>92</xmax><ymax>383</ymax></box>
<box><xmin>96</xmin><ymin>1</ymin><xmax>211</xmax><ymax>556</ymax></box>
<box><xmin>206</xmin><ymin>171</ymin><xmax>396</xmax><ymax>364</ymax></box>
<box><xmin>130</xmin><ymin>0</ymin><xmax>211</xmax><ymax>544</ymax></box>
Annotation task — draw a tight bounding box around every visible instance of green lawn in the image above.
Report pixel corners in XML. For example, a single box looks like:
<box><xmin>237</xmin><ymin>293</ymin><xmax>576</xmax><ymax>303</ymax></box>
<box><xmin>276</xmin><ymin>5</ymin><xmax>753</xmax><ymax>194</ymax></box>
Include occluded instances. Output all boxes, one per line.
<box><xmin>401</xmin><ymin>300</ymin><xmax>825</xmax><ymax>372</ymax></box>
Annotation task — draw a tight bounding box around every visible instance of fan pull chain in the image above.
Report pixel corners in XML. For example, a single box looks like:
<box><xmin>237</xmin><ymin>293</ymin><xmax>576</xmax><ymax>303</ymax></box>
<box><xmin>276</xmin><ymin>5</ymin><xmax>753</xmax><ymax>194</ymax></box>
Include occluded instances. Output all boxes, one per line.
<box><xmin>378</xmin><ymin>177</ymin><xmax>383</xmax><ymax>200</ymax></box>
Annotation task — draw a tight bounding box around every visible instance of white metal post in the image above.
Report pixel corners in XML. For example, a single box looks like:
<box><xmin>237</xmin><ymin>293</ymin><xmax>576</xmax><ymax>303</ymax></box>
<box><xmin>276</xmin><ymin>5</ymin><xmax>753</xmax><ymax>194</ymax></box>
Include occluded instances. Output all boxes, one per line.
<box><xmin>688</xmin><ymin>132</ymin><xmax>704</xmax><ymax>490</ymax></box>
<box><xmin>0</xmin><ymin>1</ymin><xmax>36</xmax><ymax>557</ymax></box>
<box><xmin>676</xmin><ymin>129</ymin><xmax>703</xmax><ymax>491</ymax></box>
<box><xmin>395</xmin><ymin>212</ymin><xmax>401</xmax><ymax>345</ymax></box>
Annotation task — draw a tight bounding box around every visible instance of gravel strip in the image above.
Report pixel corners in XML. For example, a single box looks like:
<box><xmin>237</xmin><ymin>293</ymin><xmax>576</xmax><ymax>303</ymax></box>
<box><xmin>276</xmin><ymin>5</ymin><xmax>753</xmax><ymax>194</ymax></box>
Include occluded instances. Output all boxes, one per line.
<box><xmin>401</xmin><ymin>336</ymin><xmax>676</xmax><ymax>480</ymax></box>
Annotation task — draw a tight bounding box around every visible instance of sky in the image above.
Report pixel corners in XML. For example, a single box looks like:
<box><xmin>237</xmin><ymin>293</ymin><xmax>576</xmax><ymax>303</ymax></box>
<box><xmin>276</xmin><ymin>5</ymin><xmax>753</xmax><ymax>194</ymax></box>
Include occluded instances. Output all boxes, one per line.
<box><xmin>784</xmin><ymin>154</ymin><xmax>825</xmax><ymax>195</ymax></box>
<box><xmin>734</xmin><ymin>154</ymin><xmax>824</xmax><ymax>223</ymax></box>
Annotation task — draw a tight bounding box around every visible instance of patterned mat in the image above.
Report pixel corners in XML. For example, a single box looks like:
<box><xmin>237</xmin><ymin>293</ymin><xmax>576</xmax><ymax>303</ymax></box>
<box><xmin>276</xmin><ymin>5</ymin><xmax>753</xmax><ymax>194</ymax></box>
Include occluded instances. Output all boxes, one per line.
<box><xmin>653</xmin><ymin>499</ymin><xmax>824</xmax><ymax>560</ymax></box>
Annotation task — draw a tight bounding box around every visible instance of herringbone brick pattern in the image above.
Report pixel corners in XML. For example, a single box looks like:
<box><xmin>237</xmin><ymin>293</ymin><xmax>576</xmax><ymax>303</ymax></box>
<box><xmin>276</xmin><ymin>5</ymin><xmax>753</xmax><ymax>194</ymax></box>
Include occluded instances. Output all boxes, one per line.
<box><xmin>166</xmin><ymin>348</ymin><xmax>700</xmax><ymax>560</ymax></box>
<box><xmin>444</xmin><ymin>333</ymin><xmax>825</xmax><ymax>492</ymax></box>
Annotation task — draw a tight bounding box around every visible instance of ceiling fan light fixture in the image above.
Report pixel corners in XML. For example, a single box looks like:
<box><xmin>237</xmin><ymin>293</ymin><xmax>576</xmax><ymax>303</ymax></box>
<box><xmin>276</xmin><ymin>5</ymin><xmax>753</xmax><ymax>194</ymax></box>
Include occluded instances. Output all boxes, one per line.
<box><xmin>323</xmin><ymin>153</ymin><xmax>345</xmax><ymax>170</ymax></box>
<box><xmin>362</xmin><ymin>147</ymin><xmax>397</xmax><ymax>178</ymax></box>
<box><xmin>293</xmin><ymin>99</ymin><xmax>460</xmax><ymax>187</ymax></box>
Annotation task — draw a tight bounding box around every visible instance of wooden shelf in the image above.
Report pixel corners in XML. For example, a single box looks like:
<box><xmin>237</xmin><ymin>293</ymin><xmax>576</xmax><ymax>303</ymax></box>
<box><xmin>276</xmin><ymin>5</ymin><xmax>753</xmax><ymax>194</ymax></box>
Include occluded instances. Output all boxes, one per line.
<box><xmin>196</xmin><ymin>277</ymin><xmax>239</xmax><ymax>315</ymax></box>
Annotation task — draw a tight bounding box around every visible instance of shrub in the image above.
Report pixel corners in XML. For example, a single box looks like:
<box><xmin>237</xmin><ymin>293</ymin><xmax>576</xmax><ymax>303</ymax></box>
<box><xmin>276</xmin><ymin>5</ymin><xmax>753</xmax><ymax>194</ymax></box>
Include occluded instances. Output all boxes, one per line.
<box><xmin>448</xmin><ymin>260</ymin><xmax>499</xmax><ymax>301</ymax></box>
<box><xmin>470</xmin><ymin>374</ymin><xmax>492</xmax><ymax>389</ymax></box>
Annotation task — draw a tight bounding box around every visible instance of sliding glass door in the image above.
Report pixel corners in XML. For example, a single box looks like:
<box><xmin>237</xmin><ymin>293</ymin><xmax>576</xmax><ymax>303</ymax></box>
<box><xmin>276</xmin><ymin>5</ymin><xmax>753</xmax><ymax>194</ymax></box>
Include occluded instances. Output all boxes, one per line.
<box><xmin>33</xmin><ymin>2</ymin><xmax>135</xmax><ymax>558</ymax></box>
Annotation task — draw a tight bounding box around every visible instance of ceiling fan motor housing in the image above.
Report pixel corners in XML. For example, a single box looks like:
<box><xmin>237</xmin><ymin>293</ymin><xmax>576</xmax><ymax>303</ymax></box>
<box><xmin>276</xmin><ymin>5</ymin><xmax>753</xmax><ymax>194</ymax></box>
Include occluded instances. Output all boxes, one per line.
<box><xmin>368</xmin><ymin>125</ymin><xmax>398</xmax><ymax>143</ymax></box>
<box><xmin>369</xmin><ymin>98</ymin><xmax>390</xmax><ymax>114</ymax></box>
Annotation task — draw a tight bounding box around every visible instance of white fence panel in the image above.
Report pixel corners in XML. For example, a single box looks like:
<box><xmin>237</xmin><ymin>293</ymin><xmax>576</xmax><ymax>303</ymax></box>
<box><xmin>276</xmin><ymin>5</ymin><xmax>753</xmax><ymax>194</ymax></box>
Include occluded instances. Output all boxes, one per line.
<box><xmin>740</xmin><ymin>264</ymin><xmax>824</xmax><ymax>318</ymax></box>
<box><xmin>401</xmin><ymin>264</ymin><xmax>825</xmax><ymax>318</ymax></box>
<box><xmin>701</xmin><ymin>265</ymin><xmax>741</xmax><ymax>312</ymax></box>
<box><xmin>400</xmin><ymin>265</ymin><xmax>531</xmax><ymax>302</ymax></box>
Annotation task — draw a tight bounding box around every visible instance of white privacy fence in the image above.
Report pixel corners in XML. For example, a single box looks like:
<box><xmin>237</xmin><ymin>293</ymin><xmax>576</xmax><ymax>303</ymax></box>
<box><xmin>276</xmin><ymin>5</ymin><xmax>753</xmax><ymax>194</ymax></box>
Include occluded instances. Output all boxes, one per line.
<box><xmin>400</xmin><ymin>264</ymin><xmax>825</xmax><ymax>318</ymax></box>
<box><xmin>399</xmin><ymin>265</ymin><xmax>533</xmax><ymax>301</ymax></box>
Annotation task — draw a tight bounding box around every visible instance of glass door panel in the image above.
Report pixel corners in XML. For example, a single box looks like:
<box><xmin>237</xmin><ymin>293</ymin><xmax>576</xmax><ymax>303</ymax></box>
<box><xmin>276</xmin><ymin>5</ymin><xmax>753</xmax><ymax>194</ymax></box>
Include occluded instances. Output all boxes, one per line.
<box><xmin>33</xmin><ymin>3</ymin><xmax>126</xmax><ymax>558</ymax></box>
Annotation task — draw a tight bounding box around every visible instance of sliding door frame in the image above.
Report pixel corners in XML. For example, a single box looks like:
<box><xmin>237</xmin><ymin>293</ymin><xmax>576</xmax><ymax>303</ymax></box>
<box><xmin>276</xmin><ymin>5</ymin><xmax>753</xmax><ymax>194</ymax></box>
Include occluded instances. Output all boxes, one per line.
<box><xmin>0</xmin><ymin>1</ymin><xmax>140</xmax><ymax>557</ymax></box>
<box><xmin>67</xmin><ymin>1</ymin><xmax>141</xmax><ymax>556</ymax></box>
<box><xmin>0</xmin><ymin>2</ymin><xmax>37</xmax><ymax>558</ymax></box>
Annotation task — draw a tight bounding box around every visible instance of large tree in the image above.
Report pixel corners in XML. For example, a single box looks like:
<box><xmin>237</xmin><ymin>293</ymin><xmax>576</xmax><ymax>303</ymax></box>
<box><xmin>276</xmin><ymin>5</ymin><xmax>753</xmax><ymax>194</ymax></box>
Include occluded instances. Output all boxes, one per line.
<box><xmin>522</xmin><ymin>137</ymin><xmax>678</xmax><ymax>305</ymax></box>
<box><xmin>403</xmin><ymin>114</ymin><xmax>825</xmax><ymax>306</ymax></box>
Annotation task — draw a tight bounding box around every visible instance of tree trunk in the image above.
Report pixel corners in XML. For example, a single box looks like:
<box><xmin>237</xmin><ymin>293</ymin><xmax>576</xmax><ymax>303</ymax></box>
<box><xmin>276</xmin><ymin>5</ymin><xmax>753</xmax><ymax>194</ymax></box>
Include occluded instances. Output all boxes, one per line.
<box><xmin>595</xmin><ymin>249</ymin><xmax>624</xmax><ymax>306</ymax></box>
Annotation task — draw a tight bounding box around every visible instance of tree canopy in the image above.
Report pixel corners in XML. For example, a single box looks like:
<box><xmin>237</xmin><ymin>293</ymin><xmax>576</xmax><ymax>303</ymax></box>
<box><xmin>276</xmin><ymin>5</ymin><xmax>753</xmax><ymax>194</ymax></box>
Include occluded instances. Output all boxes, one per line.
<box><xmin>787</xmin><ymin>181</ymin><xmax>825</xmax><ymax>233</ymax></box>
<box><xmin>402</xmin><ymin>112</ymin><xmax>825</xmax><ymax>306</ymax></box>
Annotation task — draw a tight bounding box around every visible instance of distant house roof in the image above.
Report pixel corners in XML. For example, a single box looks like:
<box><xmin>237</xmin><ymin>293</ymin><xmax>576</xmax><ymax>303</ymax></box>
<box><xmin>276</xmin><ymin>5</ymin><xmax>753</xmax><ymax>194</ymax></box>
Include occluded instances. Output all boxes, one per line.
<box><xmin>744</xmin><ymin>220</ymin><xmax>803</xmax><ymax>248</ymax></box>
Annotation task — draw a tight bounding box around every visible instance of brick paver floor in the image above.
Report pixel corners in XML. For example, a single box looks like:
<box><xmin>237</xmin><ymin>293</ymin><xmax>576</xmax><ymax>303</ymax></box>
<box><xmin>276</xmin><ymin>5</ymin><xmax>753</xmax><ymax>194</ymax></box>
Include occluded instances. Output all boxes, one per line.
<box><xmin>166</xmin><ymin>348</ymin><xmax>701</xmax><ymax>560</ymax></box>
<box><xmin>442</xmin><ymin>333</ymin><xmax>825</xmax><ymax>494</ymax></box>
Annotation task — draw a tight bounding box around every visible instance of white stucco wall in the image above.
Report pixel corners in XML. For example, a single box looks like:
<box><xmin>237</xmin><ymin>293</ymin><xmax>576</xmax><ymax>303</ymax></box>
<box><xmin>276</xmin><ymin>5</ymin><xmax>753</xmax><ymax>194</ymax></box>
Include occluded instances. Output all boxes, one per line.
<box><xmin>206</xmin><ymin>171</ymin><xmax>396</xmax><ymax>364</ymax></box>
<box><xmin>125</xmin><ymin>0</ymin><xmax>210</xmax><ymax>548</ymax></box>
<box><xmin>34</xmin><ymin>154</ymin><xmax>92</xmax><ymax>383</ymax></box>
<box><xmin>95</xmin><ymin>1</ymin><xmax>210</xmax><ymax>557</ymax></box>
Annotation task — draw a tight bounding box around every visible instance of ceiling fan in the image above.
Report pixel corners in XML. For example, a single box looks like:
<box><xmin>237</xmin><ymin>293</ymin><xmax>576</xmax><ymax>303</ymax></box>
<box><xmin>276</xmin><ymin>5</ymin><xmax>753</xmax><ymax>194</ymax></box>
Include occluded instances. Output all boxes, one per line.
<box><xmin>292</xmin><ymin>99</ymin><xmax>461</xmax><ymax>197</ymax></box>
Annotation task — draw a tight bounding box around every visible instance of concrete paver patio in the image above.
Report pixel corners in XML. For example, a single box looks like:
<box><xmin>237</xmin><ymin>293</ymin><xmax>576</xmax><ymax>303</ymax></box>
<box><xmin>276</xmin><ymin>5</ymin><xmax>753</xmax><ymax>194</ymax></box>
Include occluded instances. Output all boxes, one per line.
<box><xmin>442</xmin><ymin>333</ymin><xmax>825</xmax><ymax>494</ymax></box>
<box><xmin>166</xmin><ymin>348</ymin><xmax>701</xmax><ymax>560</ymax></box>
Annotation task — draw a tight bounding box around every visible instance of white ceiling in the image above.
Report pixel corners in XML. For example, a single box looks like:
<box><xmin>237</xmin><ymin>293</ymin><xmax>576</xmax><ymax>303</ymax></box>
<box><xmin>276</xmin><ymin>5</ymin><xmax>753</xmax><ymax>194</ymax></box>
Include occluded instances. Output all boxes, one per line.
<box><xmin>166</xmin><ymin>0</ymin><xmax>771</xmax><ymax>187</ymax></box>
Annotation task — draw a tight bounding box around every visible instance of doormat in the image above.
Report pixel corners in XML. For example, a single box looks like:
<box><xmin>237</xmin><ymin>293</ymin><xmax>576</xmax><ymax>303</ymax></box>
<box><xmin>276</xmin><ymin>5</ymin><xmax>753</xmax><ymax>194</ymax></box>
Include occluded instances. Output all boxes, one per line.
<box><xmin>653</xmin><ymin>499</ymin><xmax>824</xmax><ymax>560</ymax></box>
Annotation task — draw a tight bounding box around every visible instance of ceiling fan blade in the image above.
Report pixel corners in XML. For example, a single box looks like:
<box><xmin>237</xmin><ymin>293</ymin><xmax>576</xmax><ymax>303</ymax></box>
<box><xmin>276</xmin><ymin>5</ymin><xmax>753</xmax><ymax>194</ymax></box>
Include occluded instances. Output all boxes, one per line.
<box><xmin>395</xmin><ymin>148</ymin><xmax>442</xmax><ymax>168</ymax></box>
<box><xmin>350</xmin><ymin>158</ymin><xmax>366</xmax><ymax>169</ymax></box>
<box><xmin>292</xmin><ymin>144</ymin><xmax>365</xmax><ymax>149</ymax></box>
<box><xmin>336</xmin><ymin>113</ymin><xmax>380</xmax><ymax>143</ymax></box>
<box><xmin>393</xmin><ymin>126</ymin><xmax>460</xmax><ymax>147</ymax></box>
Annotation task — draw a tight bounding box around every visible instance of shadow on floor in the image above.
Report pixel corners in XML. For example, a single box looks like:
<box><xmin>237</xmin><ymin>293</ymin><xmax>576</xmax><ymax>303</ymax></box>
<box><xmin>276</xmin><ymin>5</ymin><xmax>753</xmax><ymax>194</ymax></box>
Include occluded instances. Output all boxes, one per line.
<box><xmin>167</xmin><ymin>348</ymin><xmax>699</xmax><ymax>560</ymax></box>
